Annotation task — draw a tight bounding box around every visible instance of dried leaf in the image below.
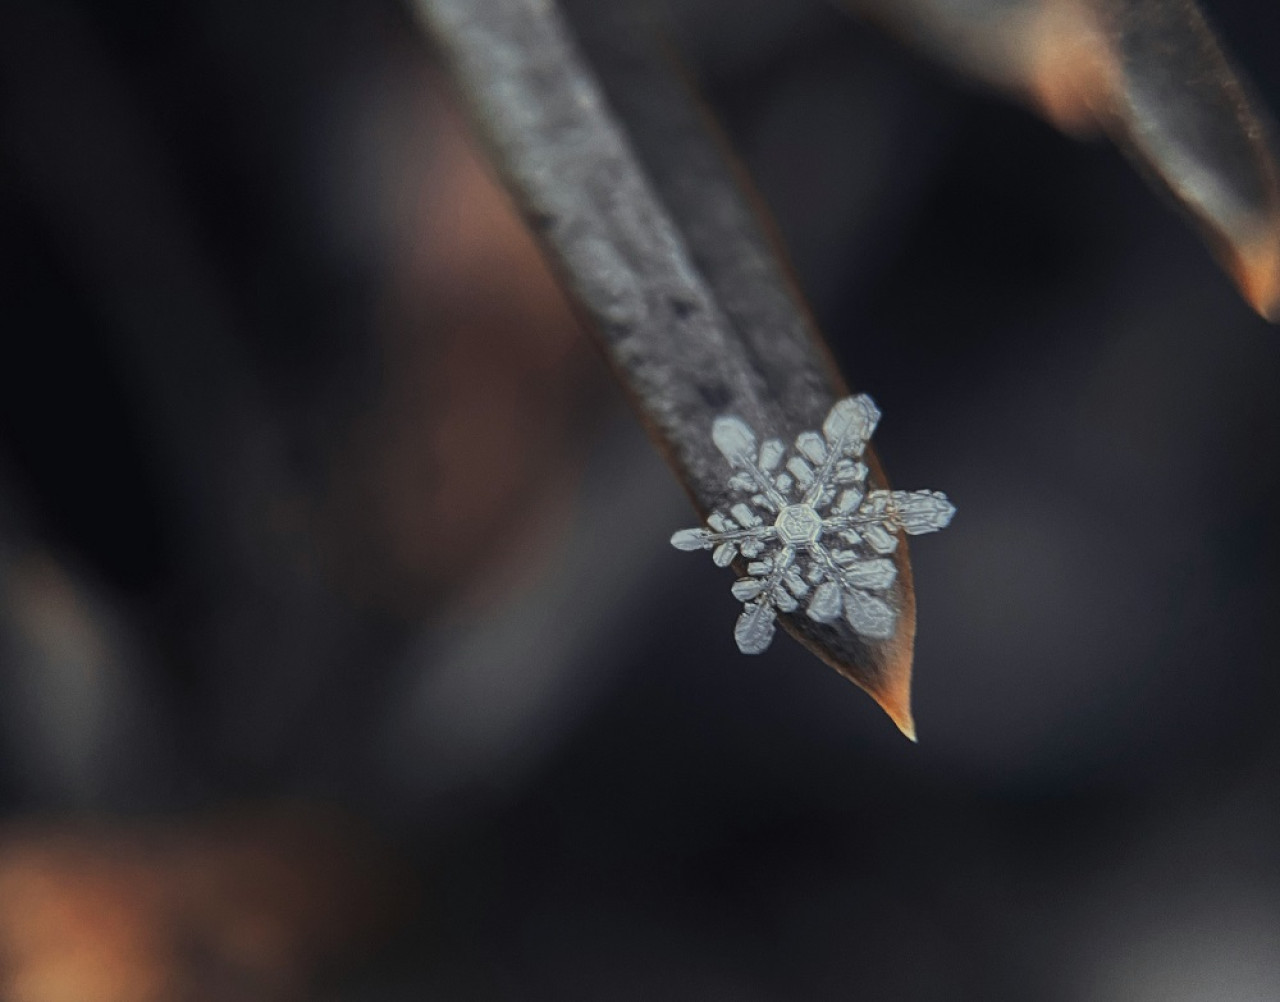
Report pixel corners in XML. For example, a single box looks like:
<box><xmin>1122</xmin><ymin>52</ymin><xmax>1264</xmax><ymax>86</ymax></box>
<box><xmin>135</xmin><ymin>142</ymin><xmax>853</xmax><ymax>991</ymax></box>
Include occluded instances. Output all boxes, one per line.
<box><xmin>414</xmin><ymin>0</ymin><xmax>949</xmax><ymax>737</ymax></box>
<box><xmin>848</xmin><ymin>0</ymin><xmax>1280</xmax><ymax>320</ymax></box>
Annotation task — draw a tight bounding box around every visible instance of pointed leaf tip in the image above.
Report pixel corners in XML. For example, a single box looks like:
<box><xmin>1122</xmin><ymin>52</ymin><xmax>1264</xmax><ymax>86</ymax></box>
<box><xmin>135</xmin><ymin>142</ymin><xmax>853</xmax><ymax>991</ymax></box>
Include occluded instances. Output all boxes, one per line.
<box><xmin>868</xmin><ymin>666</ymin><xmax>917</xmax><ymax>742</ymax></box>
<box><xmin>885</xmin><ymin>697</ymin><xmax>917</xmax><ymax>743</ymax></box>
<box><xmin>1230</xmin><ymin>234</ymin><xmax>1280</xmax><ymax>324</ymax></box>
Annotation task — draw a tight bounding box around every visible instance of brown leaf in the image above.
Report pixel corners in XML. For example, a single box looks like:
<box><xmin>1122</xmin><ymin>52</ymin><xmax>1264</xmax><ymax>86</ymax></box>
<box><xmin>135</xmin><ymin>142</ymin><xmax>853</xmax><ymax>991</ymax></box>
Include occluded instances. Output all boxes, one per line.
<box><xmin>849</xmin><ymin>0</ymin><xmax>1280</xmax><ymax>320</ymax></box>
<box><xmin>414</xmin><ymin>0</ymin><xmax>930</xmax><ymax>736</ymax></box>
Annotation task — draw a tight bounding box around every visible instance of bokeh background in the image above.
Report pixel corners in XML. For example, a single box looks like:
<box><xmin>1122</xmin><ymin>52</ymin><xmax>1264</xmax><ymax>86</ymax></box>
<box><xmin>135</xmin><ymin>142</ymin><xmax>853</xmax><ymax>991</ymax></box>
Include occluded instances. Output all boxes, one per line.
<box><xmin>1</xmin><ymin>0</ymin><xmax>1279</xmax><ymax>998</ymax></box>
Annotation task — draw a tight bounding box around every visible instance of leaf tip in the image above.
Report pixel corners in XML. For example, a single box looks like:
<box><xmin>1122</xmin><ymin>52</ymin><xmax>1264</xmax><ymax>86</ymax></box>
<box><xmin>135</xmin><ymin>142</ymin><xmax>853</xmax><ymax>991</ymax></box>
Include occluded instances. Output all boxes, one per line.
<box><xmin>863</xmin><ymin>641</ymin><xmax>917</xmax><ymax>743</ymax></box>
<box><xmin>875</xmin><ymin>684</ymin><xmax>917</xmax><ymax>743</ymax></box>
<box><xmin>1229</xmin><ymin>233</ymin><xmax>1280</xmax><ymax>324</ymax></box>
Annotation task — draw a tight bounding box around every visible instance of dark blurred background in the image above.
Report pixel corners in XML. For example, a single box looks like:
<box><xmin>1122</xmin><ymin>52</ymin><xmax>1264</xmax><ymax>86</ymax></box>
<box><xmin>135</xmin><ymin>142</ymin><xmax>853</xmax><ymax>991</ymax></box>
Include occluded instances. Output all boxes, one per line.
<box><xmin>1</xmin><ymin>0</ymin><xmax>1279</xmax><ymax>999</ymax></box>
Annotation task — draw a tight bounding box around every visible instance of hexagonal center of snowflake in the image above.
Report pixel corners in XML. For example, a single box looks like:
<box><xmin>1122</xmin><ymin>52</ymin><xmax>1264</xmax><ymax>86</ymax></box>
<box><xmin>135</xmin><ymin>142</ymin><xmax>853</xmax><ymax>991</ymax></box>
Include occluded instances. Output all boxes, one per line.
<box><xmin>774</xmin><ymin>504</ymin><xmax>823</xmax><ymax>546</ymax></box>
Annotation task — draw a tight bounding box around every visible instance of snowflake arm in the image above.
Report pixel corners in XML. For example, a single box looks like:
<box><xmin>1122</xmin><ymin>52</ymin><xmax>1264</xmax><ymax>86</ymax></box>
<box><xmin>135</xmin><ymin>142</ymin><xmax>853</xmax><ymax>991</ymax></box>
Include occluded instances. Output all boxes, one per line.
<box><xmin>711</xmin><ymin>415</ymin><xmax>789</xmax><ymax>513</ymax></box>
<box><xmin>670</xmin><ymin>394</ymin><xmax>955</xmax><ymax>655</ymax></box>
<box><xmin>801</xmin><ymin>394</ymin><xmax>879</xmax><ymax>507</ymax></box>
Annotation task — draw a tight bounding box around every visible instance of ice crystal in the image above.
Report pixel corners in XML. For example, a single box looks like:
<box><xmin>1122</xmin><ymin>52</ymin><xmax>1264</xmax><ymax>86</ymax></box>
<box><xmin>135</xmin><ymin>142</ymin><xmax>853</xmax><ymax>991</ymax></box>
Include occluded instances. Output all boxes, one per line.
<box><xmin>670</xmin><ymin>395</ymin><xmax>954</xmax><ymax>654</ymax></box>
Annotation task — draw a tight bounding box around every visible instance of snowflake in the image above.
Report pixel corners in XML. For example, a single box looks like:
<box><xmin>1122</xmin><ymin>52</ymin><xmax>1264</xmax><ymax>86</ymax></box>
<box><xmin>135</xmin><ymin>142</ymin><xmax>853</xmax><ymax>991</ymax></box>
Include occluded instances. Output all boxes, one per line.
<box><xmin>670</xmin><ymin>395</ymin><xmax>954</xmax><ymax>654</ymax></box>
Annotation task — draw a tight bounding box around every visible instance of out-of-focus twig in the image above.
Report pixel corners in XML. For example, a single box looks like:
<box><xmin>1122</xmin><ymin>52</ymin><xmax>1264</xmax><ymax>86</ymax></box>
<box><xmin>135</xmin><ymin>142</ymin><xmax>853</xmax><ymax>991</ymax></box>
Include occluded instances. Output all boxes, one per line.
<box><xmin>410</xmin><ymin>0</ymin><xmax>924</xmax><ymax>736</ymax></box>
<box><xmin>847</xmin><ymin>0</ymin><xmax>1280</xmax><ymax>321</ymax></box>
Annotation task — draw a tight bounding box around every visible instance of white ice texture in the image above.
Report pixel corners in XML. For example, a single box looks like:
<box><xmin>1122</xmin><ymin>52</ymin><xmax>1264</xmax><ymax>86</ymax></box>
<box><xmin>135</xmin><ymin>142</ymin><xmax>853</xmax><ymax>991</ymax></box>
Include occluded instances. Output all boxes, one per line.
<box><xmin>670</xmin><ymin>395</ymin><xmax>954</xmax><ymax>654</ymax></box>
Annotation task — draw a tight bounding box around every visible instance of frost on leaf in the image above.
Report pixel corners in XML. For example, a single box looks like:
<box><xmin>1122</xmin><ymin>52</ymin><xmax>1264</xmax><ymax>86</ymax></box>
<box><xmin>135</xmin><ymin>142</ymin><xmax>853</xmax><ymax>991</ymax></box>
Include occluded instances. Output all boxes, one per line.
<box><xmin>669</xmin><ymin>394</ymin><xmax>955</xmax><ymax>654</ymax></box>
